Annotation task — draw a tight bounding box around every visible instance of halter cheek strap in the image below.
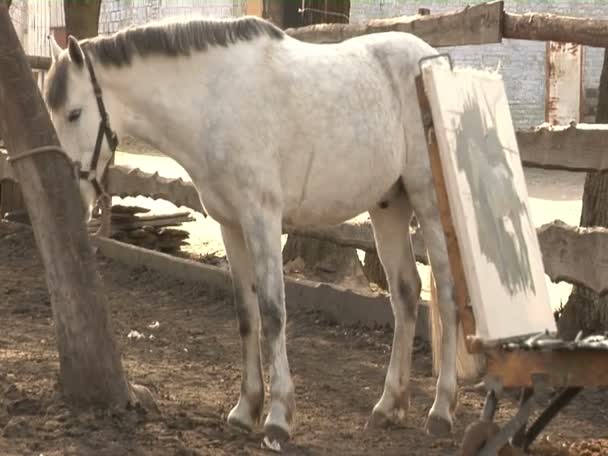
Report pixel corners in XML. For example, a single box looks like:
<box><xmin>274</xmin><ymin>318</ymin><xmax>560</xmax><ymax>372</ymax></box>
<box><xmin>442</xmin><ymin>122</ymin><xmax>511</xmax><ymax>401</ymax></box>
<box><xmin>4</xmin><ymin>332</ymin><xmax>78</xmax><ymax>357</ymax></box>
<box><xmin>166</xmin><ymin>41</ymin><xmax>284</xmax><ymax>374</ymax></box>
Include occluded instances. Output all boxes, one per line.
<box><xmin>78</xmin><ymin>50</ymin><xmax>119</xmax><ymax>199</ymax></box>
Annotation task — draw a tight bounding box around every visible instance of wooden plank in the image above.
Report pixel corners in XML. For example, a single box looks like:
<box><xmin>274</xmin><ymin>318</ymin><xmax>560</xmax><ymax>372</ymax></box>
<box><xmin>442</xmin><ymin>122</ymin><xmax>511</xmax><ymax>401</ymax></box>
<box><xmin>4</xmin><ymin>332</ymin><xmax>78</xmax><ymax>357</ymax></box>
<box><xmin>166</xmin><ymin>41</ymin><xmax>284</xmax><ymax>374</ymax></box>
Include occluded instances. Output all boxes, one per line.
<box><xmin>27</xmin><ymin>54</ymin><xmax>51</xmax><ymax>71</ymax></box>
<box><xmin>415</xmin><ymin>73</ymin><xmax>478</xmax><ymax>349</ymax></box>
<box><xmin>538</xmin><ymin>221</ymin><xmax>608</xmax><ymax>296</ymax></box>
<box><xmin>284</xmin><ymin>223</ymin><xmax>429</xmax><ymax>264</ymax></box>
<box><xmin>284</xmin><ymin>1</ymin><xmax>504</xmax><ymax>47</ymax></box>
<box><xmin>504</xmin><ymin>11</ymin><xmax>608</xmax><ymax>48</ymax></box>
<box><xmin>420</xmin><ymin>62</ymin><xmax>556</xmax><ymax>341</ymax></box>
<box><xmin>545</xmin><ymin>41</ymin><xmax>584</xmax><ymax>125</ymax></box>
<box><xmin>517</xmin><ymin>123</ymin><xmax>608</xmax><ymax>172</ymax></box>
<box><xmin>106</xmin><ymin>165</ymin><xmax>206</xmax><ymax>214</ymax></box>
<box><xmin>486</xmin><ymin>349</ymin><xmax>608</xmax><ymax>388</ymax></box>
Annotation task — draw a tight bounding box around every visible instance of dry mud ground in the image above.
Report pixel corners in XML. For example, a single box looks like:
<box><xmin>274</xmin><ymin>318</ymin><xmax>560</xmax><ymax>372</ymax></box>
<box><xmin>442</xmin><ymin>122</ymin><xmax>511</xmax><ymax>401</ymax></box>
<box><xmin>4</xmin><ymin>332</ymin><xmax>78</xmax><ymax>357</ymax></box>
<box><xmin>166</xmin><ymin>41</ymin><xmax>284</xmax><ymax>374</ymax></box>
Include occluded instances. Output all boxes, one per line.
<box><xmin>1</xmin><ymin>221</ymin><xmax>607</xmax><ymax>455</ymax></box>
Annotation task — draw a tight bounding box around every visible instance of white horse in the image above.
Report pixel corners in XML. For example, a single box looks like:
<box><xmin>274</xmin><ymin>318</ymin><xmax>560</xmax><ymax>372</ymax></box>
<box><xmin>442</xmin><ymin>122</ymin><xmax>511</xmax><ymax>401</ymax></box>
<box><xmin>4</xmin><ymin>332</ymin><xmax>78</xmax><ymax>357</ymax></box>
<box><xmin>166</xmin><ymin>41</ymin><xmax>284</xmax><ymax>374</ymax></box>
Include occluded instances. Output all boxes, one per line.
<box><xmin>44</xmin><ymin>15</ymin><xmax>474</xmax><ymax>445</ymax></box>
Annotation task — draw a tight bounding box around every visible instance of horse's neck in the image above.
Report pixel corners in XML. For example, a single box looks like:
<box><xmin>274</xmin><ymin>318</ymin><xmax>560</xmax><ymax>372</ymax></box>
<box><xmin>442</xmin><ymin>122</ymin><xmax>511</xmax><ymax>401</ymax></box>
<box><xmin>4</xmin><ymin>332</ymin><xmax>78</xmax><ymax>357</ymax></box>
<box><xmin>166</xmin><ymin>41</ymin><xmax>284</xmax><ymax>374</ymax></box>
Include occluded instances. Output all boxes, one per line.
<box><xmin>98</xmin><ymin>55</ymin><xmax>211</xmax><ymax>171</ymax></box>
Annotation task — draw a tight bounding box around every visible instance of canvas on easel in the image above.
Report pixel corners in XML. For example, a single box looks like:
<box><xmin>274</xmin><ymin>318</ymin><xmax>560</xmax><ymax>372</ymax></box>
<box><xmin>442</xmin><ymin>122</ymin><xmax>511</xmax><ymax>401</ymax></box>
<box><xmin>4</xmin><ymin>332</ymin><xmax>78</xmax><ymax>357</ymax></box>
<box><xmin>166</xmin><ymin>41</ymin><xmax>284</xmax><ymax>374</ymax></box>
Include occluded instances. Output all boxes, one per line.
<box><xmin>419</xmin><ymin>61</ymin><xmax>557</xmax><ymax>342</ymax></box>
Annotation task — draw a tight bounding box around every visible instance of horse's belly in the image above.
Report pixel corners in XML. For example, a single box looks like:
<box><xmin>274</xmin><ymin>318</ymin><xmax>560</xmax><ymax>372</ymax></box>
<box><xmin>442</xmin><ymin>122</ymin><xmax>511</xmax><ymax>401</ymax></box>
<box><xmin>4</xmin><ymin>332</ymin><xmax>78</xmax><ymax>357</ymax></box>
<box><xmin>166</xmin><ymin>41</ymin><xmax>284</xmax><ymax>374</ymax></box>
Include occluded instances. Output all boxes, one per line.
<box><xmin>281</xmin><ymin>152</ymin><xmax>403</xmax><ymax>226</ymax></box>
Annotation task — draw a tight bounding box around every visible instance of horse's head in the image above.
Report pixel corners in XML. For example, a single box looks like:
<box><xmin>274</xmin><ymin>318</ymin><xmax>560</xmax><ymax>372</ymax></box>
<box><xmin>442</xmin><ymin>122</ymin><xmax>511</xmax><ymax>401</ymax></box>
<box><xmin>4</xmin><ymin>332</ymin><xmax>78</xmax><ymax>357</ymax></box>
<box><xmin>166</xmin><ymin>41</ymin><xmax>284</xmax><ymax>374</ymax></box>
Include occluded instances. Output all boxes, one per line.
<box><xmin>45</xmin><ymin>34</ymin><xmax>118</xmax><ymax>222</ymax></box>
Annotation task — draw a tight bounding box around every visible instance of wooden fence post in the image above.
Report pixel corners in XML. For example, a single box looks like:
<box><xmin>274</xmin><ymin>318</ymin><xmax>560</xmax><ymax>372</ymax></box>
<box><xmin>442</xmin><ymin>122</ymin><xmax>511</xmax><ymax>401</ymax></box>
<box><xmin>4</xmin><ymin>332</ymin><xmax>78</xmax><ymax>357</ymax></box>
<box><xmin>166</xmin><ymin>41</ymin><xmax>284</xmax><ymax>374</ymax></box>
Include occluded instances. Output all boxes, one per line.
<box><xmin>0</xmin><ymin>6</ymin><xmax>153</xmax><ymax>409</ymax></box>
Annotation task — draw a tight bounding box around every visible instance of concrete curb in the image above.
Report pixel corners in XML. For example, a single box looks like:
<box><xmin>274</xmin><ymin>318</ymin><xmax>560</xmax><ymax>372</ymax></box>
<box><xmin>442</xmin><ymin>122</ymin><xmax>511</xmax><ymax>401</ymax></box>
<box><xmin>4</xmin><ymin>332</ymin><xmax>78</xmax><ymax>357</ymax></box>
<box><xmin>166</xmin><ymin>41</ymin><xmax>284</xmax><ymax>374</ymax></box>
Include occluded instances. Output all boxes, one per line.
<box><xmin>92</xmin><ymin>237</ymin><xmax>431</xmax><ymax>341</ymax></box>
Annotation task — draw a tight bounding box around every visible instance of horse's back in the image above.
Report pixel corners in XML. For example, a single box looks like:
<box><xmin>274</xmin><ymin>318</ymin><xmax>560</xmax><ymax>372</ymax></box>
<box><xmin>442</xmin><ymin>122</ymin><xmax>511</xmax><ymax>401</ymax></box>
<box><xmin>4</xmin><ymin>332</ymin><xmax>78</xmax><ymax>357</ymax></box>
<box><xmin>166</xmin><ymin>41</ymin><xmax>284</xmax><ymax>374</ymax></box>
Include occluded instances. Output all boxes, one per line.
<box><xmin>271</xmin><ymin>33</ymin><xmax>437</xmax><ymax>225</ymax></box>
<box><xmin>195</xmin><ymin>31</ymin><xmax>438</xmax><ymax>226</ymax></box>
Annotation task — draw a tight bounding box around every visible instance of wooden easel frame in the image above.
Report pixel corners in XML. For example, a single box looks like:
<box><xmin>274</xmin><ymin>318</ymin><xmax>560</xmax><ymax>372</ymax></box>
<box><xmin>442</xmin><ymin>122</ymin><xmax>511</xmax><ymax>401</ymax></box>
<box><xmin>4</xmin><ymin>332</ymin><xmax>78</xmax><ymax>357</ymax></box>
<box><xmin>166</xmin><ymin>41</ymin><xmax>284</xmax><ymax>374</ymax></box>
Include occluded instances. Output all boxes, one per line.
<box><xmin>415</xmin><ymin>56</ymin><xmax>608</xmax><ymax>455</ymax></box>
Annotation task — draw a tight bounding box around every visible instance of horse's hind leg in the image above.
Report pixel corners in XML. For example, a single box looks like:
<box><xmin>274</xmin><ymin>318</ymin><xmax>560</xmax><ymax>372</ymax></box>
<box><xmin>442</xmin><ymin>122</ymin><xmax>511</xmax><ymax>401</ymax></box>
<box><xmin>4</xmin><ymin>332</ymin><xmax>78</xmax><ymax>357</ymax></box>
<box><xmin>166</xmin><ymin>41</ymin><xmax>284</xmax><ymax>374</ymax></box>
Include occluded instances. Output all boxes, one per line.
<box><xmin>221</xmin><ymin>224</ymin><xmax>264</xmax><ymax>431</ymax></box>
<box><xmin>239</xmin><ymin>207</ymin><xmax>295</xmax><ymax>443</ymax></box>
<box><xmin>405</xmin><ymin>176</ymin><xmax>458</xmax><ymax>436</ymax></box>
<box><xmin>366</xmin><ymin>191</ymin><xmax>421</xmax><ymax>429</ymax></box>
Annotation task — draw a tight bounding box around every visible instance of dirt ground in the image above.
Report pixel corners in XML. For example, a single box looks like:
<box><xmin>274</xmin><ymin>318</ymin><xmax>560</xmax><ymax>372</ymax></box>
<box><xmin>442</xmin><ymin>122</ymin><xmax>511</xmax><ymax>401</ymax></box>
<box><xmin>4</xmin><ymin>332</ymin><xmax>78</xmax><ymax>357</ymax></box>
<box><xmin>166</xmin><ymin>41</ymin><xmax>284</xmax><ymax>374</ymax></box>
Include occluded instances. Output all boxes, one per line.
<box><xmin>1</xmin><ymin>221</ymin><xmax>608</xmax><ymax>456</ymax></box>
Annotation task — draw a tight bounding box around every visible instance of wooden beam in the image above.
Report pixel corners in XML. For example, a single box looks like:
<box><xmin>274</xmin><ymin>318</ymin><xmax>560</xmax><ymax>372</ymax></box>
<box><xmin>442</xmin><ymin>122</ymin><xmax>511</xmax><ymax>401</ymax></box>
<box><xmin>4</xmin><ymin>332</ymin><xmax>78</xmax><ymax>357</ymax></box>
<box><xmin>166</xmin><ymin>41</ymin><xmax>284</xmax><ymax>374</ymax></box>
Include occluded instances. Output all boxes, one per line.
<box><xmin>537</xmin><ymin>221</ymin><xmax>608</xmax><ymax>296</ymax></box>
<box><xmin>504</xmin><ymin>11</ymin><xmax>608</xmax><ymax>48</ymax></box>
<box><xmin>284</xmin><ymin>1</ymin><xmax>504</xmax><ymax>47</ymax></box>
<box><xmin>106</xmin><ymin>165</ymin><xmax>206</xmax><ymax>214</ymax></box>
<box><xmin>516</xmin><ymin>123</ymin><xmax>608</xmax><ymax>172</ymax></box>
<box><xmin>284</xmin><ymin>223</ymin><xmax>429</xmax><ymax>265</ymax></box>
<box><xmin>27</xmin><ymin>54</ymin><xmax>51</xmax><ymax>71</ymax></box>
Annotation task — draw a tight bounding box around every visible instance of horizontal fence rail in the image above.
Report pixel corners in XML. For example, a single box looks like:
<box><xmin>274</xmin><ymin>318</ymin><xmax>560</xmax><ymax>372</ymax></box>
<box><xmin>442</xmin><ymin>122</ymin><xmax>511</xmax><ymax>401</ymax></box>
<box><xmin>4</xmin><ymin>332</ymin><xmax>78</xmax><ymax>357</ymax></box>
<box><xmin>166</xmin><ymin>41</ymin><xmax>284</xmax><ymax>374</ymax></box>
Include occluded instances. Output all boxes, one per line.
<box><xmin>285</xmin><ymin>1</ymin><xmax>608</xmax><ymax>48</ymax></box>
<box><xmin>4</xmin><ymin>157</ymin><xmax>607</xmax><ymax>294</ymax></box>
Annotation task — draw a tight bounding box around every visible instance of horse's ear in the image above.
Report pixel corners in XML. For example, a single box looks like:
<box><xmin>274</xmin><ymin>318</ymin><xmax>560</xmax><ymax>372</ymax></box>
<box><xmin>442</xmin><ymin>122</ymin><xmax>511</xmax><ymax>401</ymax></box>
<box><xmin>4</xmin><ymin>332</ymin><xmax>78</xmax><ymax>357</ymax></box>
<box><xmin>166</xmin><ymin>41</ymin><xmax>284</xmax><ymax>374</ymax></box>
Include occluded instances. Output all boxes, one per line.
<box><xmin>67</xmin><ymin>35</ymin><xmax>84</xmax><ymax>67</ymax></box>
<box><xmin>48</xmin><ymin>34</ymin><xmax>62</xmax><ymax>62</ymax></box>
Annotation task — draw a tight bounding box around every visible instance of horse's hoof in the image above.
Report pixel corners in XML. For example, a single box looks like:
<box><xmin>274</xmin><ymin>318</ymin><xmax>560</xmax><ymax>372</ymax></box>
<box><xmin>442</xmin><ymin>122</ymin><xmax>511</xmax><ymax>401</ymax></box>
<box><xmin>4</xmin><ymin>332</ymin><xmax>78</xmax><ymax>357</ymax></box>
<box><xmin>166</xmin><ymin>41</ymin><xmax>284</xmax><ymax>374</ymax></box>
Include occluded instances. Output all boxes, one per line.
<box><xmin>227</xmin><ymin>397</ymin><xmax>262</xmax><ymax>433</ymax></box>
<box><xmin>263</xmin><ymin>422</ymin><xmax>290</xmax><ymax>443</ymax></box>
<box><xmin>365</xmin><ymin>407</ymin><xmax>406</xmax><ymax>430</ymax></box>
<box><xmin>263</xmin><ymin>401</ymin><xmax>292</xmax><ymax>445</ymax></box>
<box><xmin>227</xmin><ymin>410</ymin><xmax>254</xmax><ymax>433</ymax></box>
<box><xmin>365</xmin><ymin>410</ymin><xmax>391</xmax><ymax>430</ymax></box>
<box><xmin>425</xmin><ymin>413</ymin><xmax>453</xmax><ymax>437</ymax></box>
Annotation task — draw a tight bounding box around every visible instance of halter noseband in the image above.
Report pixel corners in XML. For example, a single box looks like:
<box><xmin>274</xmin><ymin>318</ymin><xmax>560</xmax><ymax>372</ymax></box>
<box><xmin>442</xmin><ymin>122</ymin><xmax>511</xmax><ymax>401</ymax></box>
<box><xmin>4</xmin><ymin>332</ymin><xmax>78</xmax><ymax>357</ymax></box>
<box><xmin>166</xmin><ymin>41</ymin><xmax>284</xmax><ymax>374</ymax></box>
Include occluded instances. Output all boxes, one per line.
<box><xmin>78</xmin><ymin>50</ymin><xmax>118</xmax><ymax>199</ymax></box>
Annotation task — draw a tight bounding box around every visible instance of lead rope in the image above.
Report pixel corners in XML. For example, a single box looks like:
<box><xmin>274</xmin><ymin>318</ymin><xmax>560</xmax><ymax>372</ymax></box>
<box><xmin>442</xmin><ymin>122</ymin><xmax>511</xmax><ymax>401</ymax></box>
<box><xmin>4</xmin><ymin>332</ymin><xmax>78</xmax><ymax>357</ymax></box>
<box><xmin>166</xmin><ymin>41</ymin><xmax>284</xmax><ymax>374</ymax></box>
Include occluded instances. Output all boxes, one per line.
<box><xmin>7</xmin><ymin>144</ymin><xmax>110</xmax><ymax>235</ymax></box>
<box><xmin>7</xmin><ymin>145</ymin><xmax>80</xmax><ymax>180</ymax></box>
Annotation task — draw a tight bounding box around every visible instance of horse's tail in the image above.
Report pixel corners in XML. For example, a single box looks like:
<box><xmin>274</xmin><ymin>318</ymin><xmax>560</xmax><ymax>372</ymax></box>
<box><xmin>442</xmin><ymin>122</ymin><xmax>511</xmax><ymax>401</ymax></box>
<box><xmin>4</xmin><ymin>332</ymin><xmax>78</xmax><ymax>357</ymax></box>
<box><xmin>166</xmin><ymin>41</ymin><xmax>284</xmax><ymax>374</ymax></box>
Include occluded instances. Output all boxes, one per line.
<box><xmin>429</xmin><ymin>271</ymin><xmax>485</xmax><ymax>381</ymax></box>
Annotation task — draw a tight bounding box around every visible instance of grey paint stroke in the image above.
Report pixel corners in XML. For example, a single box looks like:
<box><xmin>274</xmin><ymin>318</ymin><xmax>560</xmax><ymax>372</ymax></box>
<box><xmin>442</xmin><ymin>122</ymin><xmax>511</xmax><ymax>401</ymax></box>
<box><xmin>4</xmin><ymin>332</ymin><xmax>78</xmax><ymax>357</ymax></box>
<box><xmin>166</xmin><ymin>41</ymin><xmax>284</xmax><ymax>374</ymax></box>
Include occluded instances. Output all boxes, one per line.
<box><xmin>452</xmin><ymin>89</ymin><xmax>535</xmax><ymax>296</ymax></box>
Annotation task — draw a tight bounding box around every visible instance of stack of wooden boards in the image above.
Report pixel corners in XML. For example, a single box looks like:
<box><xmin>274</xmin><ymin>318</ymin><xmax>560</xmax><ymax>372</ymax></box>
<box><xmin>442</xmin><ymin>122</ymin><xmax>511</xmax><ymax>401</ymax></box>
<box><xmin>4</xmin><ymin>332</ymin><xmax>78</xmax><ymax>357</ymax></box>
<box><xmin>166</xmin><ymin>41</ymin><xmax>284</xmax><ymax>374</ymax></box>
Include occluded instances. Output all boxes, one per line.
<box><xmin>88</xmin><ymin>204</ymin><xmax>193</xmax><ymax>253</ymax></box>
<box><xmin>4</xmin><ymin>203</ymin><xmax>193</xmax><ymax>253</ymax></box>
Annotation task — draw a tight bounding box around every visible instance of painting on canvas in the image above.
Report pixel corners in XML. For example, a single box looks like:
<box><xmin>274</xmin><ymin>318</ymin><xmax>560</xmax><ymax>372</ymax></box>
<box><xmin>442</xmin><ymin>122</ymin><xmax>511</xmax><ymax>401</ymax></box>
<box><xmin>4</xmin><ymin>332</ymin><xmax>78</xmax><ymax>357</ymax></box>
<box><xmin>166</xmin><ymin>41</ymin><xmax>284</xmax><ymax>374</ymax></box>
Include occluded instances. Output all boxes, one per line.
<box><xmin>420</xmin><ymin>62</ymin><xmax>557</xmax><ymax>341</ymax></box>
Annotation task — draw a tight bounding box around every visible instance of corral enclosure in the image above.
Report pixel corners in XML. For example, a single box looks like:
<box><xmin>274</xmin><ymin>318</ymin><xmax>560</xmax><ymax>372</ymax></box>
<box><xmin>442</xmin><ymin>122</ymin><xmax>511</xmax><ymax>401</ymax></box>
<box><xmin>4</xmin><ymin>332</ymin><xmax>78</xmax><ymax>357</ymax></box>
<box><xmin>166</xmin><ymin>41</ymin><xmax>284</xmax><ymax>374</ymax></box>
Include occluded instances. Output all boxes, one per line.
<box><xmin>7</xmin><ymin>0</ymin><xmax>608</xmax><ymax>126</ymax></box>
<box><xmin>0</xmin><ymin>0</ymin><xmax>605</xmax><ymax>454</ymax></box>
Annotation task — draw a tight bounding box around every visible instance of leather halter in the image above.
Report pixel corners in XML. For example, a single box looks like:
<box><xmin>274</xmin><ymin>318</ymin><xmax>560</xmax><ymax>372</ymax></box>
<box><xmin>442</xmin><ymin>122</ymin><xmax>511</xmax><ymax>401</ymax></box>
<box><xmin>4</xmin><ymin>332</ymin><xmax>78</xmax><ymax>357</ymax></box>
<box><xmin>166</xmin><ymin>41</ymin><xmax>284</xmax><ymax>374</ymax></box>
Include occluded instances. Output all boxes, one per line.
<box><xmin>77</xmin><ymin>50</ymin><xmax>118</xmax><ymax>198</ymax></box>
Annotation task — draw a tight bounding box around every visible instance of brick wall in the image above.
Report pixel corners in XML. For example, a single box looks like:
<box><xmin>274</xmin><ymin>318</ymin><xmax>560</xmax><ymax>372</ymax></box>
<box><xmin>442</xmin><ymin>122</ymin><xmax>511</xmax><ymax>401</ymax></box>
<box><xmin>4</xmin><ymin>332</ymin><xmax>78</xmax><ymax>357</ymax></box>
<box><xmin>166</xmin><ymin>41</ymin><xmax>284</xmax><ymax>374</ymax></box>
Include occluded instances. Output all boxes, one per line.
<box><xmin>99</xmin><ymin>0</ymin><xmax>243</xmax><ymax>35</ymax></box>
<box><xmin>350</xmin><ymin>0</ymin><xmax>607</xmax><ymax>127</ymax></box>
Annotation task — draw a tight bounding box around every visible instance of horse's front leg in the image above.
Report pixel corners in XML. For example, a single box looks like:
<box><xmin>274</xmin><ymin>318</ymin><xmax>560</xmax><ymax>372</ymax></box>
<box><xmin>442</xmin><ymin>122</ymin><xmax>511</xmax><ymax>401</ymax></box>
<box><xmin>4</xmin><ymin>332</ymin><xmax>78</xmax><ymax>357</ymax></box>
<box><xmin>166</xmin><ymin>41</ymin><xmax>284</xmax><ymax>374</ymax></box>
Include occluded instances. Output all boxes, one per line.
<box><xmin>221</xmin><ymin>224</ymin><xmax>264</xmax><ymax>432</ymax></box>
<box><xmin>241</xmin><ymin>207</ymin><xmax>295</xmax><ymax>444</ymax></box>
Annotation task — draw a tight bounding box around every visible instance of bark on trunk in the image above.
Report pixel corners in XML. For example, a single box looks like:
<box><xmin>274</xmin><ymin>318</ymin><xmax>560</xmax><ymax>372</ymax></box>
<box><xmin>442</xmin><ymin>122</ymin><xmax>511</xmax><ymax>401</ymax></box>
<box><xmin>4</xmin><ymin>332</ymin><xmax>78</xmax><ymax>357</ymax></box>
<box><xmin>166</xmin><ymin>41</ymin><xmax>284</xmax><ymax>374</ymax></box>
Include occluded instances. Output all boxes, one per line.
<box><xmin>0</xmin><ymin>7</ymin><xmax>153</xmax><ymax>410</ymax></box>
<box><xmin>64</xmin><ymin>0</ymin><xmax>101</xmax><ymax>40</ymax></box>
<box><xmin>362</xmin><ymin>252</ymin><xmax>388</xmax><ymax>290</ymax></box>
<box><xmin>282</xmin><ymin>234</ymin><xmax>366</xmax><ymax>284</ymax></box>
<box><xmin>558</xmin><ymin>49</ymin><xmax>608</xmax><ymax>339</ymax></box>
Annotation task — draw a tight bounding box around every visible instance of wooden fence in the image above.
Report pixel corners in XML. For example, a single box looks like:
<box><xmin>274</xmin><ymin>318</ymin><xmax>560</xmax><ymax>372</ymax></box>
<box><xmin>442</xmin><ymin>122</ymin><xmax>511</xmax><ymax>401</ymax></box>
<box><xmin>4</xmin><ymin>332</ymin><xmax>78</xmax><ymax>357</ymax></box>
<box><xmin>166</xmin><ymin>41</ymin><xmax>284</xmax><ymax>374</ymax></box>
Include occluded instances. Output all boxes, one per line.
<box><xmin>2</xmin><ymin>1</ymin><xmax>608</xmax><ymax>295</ymax></box>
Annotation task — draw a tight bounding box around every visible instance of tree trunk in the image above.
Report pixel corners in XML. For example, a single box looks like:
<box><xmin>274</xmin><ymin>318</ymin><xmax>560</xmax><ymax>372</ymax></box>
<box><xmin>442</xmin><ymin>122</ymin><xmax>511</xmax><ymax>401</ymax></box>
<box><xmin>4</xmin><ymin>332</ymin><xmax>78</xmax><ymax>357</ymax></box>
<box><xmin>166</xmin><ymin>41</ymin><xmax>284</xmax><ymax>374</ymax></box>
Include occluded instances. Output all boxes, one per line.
<box><xmin>557</xmin><ymin>49</ymin><xmax>608</xmax><ymax>339</ymax></box>
<box><xmin>64</xmin><ymin>0</ymin><xmax>101</xmax><ymax>40</ymax></box>
<box><xmin>283</xmin><ymin>234</ymin><xmax>366</xmax><ymax>284</ymax></box>
<box><xmin>0</xmin><ymin>7</ymin><xmax>153</xmax><ymax>410</ymax></box>
<box><xmin>362</xmin><ymin>252</ymin><xmax>388</xmax><ymax>290</ymax></box>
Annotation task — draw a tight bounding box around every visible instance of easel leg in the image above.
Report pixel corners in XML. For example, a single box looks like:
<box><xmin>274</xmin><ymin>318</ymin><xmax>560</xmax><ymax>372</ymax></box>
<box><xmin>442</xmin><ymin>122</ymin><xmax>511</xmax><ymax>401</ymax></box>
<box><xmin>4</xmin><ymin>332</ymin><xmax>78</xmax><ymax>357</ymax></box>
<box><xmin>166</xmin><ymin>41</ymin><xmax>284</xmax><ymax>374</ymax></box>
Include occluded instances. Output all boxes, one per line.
<box><xmin>522</xmin><ymin>387</ymin><xmax>582</xmax><ymax>451</ymax></box>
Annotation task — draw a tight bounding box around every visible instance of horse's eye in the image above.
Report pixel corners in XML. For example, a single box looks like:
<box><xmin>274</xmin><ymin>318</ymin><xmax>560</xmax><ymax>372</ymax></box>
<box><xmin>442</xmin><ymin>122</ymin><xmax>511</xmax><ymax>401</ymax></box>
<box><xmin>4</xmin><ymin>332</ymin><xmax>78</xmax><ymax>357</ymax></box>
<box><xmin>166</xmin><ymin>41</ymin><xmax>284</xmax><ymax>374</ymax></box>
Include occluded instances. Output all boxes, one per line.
<box><xmin>68</xmin><ymin>108</ymin><xmax>82</xmax><ymax>122</ymax></box>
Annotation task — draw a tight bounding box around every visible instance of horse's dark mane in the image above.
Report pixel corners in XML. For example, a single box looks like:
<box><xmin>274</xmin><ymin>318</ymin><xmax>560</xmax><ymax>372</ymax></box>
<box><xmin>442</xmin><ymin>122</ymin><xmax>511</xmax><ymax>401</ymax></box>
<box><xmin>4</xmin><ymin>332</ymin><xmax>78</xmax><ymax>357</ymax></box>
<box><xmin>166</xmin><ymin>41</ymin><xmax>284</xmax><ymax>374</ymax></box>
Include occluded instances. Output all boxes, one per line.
<box><xmin>45</xmin><ymin>15</ymin><xmax>284</xmax><ymax>109</ymax></box>
<box><xmin>81</xmin><ymin>15</ymin><xmax>284</xmax><ymax>67</ymax></box>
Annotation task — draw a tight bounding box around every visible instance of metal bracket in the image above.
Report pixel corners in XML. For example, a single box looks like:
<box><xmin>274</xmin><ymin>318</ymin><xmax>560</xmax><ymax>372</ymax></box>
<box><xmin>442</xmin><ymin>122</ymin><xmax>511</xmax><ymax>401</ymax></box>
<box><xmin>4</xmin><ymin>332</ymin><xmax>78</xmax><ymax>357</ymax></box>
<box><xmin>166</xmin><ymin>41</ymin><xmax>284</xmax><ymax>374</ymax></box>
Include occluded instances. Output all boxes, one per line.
<box><xmin>418</xmin><ymin>52</ymin><xmax>454</xmax><ymax>77</ymax></box>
